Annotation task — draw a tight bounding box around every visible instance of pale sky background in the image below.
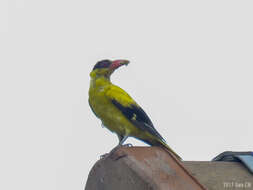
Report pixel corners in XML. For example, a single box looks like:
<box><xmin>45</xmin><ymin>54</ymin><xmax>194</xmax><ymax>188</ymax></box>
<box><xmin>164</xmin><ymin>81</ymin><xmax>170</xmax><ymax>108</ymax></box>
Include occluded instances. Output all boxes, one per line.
<box><xmin>0</xmin><ymin>0</ymin><xmax>253</xmax><ymax>190</ymax></box>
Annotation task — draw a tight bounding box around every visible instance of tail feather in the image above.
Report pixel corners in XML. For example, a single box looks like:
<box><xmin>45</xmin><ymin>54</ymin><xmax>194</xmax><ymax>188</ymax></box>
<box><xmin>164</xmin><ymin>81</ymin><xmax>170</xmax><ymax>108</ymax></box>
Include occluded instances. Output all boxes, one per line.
<box><xmin>138</xmin><ymin>137</ymin><xmax>182</xmax><ymax>160</ymax></box>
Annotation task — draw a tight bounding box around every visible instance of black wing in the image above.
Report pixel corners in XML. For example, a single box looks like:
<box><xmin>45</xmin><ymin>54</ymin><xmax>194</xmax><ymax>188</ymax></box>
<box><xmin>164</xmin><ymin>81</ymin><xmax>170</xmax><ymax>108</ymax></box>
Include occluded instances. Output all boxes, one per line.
<box><xmin>111</xmin><ymin>99</ymin><xmax>165</xmax><ymax>142</ymax></box>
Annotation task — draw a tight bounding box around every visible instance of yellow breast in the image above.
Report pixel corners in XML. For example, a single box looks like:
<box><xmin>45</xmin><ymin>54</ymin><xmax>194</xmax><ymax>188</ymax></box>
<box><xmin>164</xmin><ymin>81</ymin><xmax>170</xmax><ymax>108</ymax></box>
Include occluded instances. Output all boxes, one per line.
<box><xmin>88</xmin><ymin>78</ymin><xmax>129</xmax><ymax>135</ymax></box>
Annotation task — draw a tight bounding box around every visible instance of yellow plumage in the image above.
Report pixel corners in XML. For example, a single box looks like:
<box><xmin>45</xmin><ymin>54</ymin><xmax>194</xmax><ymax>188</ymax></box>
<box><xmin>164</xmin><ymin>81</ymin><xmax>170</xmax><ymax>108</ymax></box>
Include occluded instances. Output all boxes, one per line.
<box><xmin>88</xmin><ymin>60</ymin><xmax>181</xmax><ymax>160</ymax></box>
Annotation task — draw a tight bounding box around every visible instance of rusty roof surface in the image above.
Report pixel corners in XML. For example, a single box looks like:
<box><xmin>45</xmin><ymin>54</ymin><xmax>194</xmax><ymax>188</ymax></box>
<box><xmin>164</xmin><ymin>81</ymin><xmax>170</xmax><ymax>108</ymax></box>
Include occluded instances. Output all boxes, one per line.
<box><xmin>85</xmin><ymin>146</ymin><xmax>206</xmax><ymax>190</ymax></box>
<box><xmin>85</xmin><ymin>147</ymin><xmax>253</xmax><ymax>190</ymax></box>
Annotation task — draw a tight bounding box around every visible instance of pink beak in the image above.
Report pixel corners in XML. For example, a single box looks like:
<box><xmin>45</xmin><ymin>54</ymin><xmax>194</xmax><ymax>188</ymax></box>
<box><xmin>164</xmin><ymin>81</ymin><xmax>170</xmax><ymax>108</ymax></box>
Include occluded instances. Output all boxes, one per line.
<box><xmin>110</xmin><ymin>60</ymin><xmax>129</xmax><ymax>70</ymax></box>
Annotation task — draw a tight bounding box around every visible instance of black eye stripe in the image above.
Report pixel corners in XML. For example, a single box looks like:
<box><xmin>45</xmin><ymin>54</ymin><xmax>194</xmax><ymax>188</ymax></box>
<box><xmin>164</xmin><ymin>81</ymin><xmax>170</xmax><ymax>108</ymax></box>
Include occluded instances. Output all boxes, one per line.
<box><xmin>93</xmin><ymin>60</ymin><xmax>111</xmax><ymax>70</ymax></box>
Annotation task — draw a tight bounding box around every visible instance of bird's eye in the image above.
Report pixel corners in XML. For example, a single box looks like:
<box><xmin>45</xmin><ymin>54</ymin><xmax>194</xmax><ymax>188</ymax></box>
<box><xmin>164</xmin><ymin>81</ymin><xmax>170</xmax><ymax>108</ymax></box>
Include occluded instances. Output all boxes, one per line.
<box><xmin>93</xmin><ymin>60</ymin><xmax>111</xmax><ymax>70</ymax></box>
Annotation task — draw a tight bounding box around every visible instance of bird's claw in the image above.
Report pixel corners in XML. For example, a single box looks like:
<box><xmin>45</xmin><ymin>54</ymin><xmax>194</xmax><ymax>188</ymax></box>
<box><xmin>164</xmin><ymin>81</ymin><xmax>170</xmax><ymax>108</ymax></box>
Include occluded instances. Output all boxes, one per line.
<box><xmin>99</xmin><ymin>144</ymin><xmax>130</xmax><ymax>161</ymax></box>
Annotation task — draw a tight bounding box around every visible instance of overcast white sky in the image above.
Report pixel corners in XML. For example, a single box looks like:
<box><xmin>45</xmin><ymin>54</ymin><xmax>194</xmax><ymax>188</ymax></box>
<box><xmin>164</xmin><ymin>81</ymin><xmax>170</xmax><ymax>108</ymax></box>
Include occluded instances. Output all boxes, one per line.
<box><xmin>0</xmin><ymin>0</ymin><xmax>253</xmax><ymax>189</ymax></box>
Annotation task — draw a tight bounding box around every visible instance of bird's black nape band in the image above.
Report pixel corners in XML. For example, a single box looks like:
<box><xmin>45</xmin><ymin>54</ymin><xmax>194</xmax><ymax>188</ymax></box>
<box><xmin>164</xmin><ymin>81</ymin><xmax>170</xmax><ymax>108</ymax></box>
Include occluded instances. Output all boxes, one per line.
<box><xmin>93</xmin><ymin>60</ymin><xmax>111</xmax><ymax>70</ymax></box>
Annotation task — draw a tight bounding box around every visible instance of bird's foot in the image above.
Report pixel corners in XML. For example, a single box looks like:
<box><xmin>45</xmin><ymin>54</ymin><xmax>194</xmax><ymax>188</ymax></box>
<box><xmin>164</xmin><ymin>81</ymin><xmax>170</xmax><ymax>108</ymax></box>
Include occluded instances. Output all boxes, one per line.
<box><xmin>99</xmin><ymin>145</ymin><xmax>120</xmax><ymax>160</ymax></box>
<box><xmin>109</xmin><ymin>144</ymin><xmax>130</xmax><ymax>160</ymax></box>
<box><xmin>99</xmin><ymin>145</ymin><xmax>129</xmax><ymax>161</ymax></box>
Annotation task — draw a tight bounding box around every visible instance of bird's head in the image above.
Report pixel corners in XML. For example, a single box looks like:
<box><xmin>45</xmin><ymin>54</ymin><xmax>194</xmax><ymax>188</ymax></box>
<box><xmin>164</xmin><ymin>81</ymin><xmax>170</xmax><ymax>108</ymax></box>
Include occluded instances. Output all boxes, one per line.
<box><xmin>90</xmin><ymin>59</ymin><xmax>129</xmax><ymax>79</ymax></box>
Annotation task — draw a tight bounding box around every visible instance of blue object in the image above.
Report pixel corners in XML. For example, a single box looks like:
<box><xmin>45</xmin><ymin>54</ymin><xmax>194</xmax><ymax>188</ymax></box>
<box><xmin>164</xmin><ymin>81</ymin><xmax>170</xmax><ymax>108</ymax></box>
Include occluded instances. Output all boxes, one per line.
<box><xmin>212</xmin><ymin>151</ymin><xmax>253</xmax><ymax>174</ymax></box>
<box><xmin>236</xmin><ymin>155</ymin><xmax>253</xmax><ymax>174</ymax></box>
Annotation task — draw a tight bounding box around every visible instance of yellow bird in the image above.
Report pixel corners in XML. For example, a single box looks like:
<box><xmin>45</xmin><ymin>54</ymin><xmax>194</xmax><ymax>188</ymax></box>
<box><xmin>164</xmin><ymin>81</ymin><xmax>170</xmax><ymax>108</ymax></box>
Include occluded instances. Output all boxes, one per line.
<box><xmin>88</xmin><ymin>59</ymin><xmax>181</xmax><ymax>160</ymax></box>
